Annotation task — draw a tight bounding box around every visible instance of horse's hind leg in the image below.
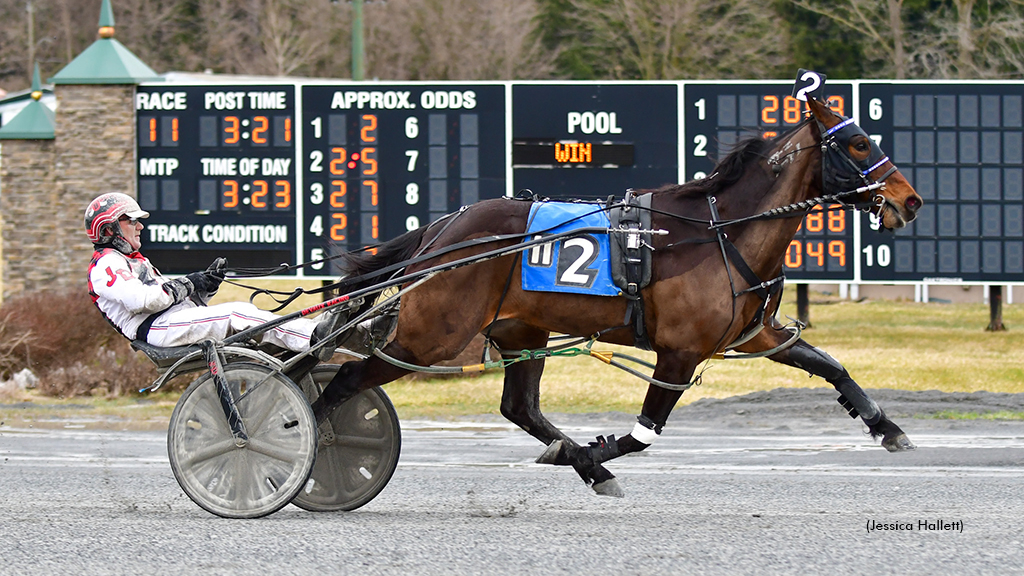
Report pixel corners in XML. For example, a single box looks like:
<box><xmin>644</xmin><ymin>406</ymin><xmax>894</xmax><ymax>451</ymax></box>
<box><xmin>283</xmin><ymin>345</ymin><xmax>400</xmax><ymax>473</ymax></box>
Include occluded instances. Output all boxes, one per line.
<box><xmin>753</xmin><ymin>332</ymin><xmax>916</xmax><ymax>452</ymax></box>
<box><xmin>489</xmin><ymin>322</ymin><xmax>622</xmax><ymax>496</ymax></box>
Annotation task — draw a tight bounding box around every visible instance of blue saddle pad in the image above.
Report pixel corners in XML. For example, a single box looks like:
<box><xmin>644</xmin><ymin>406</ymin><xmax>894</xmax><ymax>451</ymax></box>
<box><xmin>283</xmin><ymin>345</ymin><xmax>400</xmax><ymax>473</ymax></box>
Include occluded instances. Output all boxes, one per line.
<box><xmin>521</xmin><ymin>202</ymin><xmax>619</xmax><ymax>296</ymax></box>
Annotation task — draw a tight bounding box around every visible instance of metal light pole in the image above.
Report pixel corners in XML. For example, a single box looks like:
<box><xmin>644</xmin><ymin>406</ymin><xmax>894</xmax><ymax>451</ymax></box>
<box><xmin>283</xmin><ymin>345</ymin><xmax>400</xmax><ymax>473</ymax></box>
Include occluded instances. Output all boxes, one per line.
<box><xmin>351</xmin><ymin>0</ymin><xmax>364</xmax><ymax>81</ymax></box>
<box><xmin>26</xmin><ymin>0</ymin><xmax>35</xmax><ymax>83</ymax></box>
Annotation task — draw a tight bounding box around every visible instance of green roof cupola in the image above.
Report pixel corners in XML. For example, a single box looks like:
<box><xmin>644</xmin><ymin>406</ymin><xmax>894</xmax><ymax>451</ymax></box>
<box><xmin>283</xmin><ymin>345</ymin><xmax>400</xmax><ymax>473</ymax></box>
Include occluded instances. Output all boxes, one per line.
<box><xmin>49</xmin><ymin>0</ymin><xmax>161</xmax><ymax>85</ymax></box>
<box><xmin>0</xmin><ymin>64</ymin><xmax>55</xmax><ymax>140</ymax></box>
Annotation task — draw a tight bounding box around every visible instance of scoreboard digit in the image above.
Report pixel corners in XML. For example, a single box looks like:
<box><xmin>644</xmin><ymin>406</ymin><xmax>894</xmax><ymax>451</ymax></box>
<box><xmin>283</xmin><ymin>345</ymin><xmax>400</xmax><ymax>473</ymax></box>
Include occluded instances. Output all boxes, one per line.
<box><xmin>858</xmin><ymin>83</ymin><xmax>1024</xmax><ymax>282</ymax></box>
<box><xmin>683</xmin><ymin>82</ymin><xmax>856</xmax><ymax>282</ymax></box>
<box><xmin>512</xmin><ymin>84</ymin><xmax>678</xmax><ymax>199</ymax></box>
<box><xmin>136</xmin><ymin>85</ymin><xmax>297</xmax><ymax>274</ymax></box>
<box><xmin>301</xmin><ymin>84</ymin><xmax>506</xmax><ymax>275</ymax></box>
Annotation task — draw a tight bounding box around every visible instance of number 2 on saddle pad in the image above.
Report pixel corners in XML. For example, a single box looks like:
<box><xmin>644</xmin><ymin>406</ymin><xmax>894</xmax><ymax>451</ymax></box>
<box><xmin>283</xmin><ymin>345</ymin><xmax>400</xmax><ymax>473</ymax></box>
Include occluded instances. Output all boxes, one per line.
<box><xmin>520</xmin><ymin>202</ymin><xmax>619</xmax><ymax>296</ymax></box>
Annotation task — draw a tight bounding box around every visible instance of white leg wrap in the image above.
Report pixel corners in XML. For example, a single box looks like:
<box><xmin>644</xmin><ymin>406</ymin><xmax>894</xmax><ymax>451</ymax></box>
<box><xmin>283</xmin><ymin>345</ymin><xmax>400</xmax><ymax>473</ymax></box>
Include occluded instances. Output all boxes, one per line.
<box><xmin>630</xmin><ymin>421</ymin><xmax>660</xmax><ymax>445</ymax></box>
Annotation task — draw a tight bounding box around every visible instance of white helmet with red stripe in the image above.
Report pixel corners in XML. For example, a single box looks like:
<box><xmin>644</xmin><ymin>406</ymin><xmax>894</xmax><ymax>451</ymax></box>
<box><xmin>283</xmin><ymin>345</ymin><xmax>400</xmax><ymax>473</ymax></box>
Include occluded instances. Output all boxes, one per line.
<box><xmin>84</xmin><ymin>193</ymin><xmax>149</xmax><ymax>254</ymax></box>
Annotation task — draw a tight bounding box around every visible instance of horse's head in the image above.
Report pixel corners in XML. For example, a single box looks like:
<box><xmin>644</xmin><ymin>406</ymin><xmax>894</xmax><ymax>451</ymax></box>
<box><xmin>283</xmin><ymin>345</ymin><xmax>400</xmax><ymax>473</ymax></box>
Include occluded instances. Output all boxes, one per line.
<box><xmin>806</xmin><ymin>97</ymin><xmax>922</xmax><ymax>230</ymax></box>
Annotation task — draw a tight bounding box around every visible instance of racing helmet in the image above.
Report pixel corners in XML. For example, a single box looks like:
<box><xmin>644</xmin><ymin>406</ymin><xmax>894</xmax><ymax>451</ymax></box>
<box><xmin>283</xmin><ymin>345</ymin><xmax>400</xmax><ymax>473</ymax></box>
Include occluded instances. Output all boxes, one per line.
<box><xmin>84</xmin><ymin>193</ymin><xmax>150</xmax><ymax>254</ymax></box>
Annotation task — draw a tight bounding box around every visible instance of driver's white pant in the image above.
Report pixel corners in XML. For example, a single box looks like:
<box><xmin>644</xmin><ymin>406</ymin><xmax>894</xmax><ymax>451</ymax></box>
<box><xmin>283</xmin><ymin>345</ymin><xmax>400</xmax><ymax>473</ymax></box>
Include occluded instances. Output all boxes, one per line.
<box><xmin>146</xmin><ymin>301</ymin><xmax>317</xmax><ymax>352</ymax></box>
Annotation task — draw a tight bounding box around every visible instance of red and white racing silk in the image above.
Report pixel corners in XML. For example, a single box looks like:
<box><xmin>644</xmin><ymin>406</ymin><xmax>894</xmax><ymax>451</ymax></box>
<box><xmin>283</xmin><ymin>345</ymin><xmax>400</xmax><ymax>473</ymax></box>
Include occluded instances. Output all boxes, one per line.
<box><xmin>88</xmin><ymin>249</ymin><xmax>318</xmax><ymax>351</ymax></box>
<box><xmin>88</xmin><ymin>248</ymin><xmax>176</xmax><ymax>340</ymax></box>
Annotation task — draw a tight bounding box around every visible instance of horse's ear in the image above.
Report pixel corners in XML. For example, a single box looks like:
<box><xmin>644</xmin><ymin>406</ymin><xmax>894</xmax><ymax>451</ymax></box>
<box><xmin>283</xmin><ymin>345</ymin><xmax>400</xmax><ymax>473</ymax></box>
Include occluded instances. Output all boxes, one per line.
<box><xmin>805</xmin><ymin>96</ymin><xmax>841</xmax><ymax>130</ymax></box>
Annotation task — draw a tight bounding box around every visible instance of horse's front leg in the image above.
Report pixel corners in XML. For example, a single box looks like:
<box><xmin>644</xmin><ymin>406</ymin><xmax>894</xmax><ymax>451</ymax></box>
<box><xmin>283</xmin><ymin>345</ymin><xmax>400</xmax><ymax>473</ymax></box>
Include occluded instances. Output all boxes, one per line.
<box><xmin>539</xmin><ymin>350</ymin><xmax>699</xmax><ymax>480</ymax></box>
<box><xmin>739</xmin><ymin>324</ymin><xmax>916</xmax><ymax>452</ymax></box>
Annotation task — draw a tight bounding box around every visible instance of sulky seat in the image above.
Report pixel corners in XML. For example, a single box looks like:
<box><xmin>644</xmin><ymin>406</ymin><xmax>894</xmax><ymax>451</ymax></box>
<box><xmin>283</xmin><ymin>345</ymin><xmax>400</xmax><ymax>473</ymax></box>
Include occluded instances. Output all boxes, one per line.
<box><xmin>130</xmin><ymin>340</ymin><xmax>201</xmax><ymax>370</ymax></box>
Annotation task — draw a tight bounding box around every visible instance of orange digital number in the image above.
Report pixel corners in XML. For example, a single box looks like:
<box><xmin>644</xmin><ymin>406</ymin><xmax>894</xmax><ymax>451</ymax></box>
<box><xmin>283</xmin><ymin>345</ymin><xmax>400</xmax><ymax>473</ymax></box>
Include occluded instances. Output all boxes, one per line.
<box><xmin>371</xmin><ymin>214</ymin><xmax>379</xmax><ymax>239</ymax></box>
<box><xmin>805</xmin><ymin>206</ymin><xmax>824</xmax><ymax>232</ymax></box>
<box><xmin>330</xmin><ymin>213</ymin><xmax>347</xmax><ymax>241</ymax></box>
<box><xmin>252</xmin><ymin>116</ymin><xmax>269</xmax><ymax>144</ymax></box>
<box><xmin>807</xmin><ymin>241</ymin><xmax>825</xmax><ymax>267</ymax></box>
<box><xmin>827</xmin><ymin>204</ymin><xmax>845</xmax><ymax>232</ymax></box>
<box><xmin>222</xmin><ymin>180</ymin><xmax>239</xmax><ymax>208</ymax></box>
<box><xmin>171</xmin><ymin>117</ymin><xmax>179</xmax><ymax>142</ymax></box>
<box><xmin>284</xmin><ymin>117</ymin><xmax>292</xmax><ymax>142</ymax></box>
<box><xmin>364</xmin><ymin>180</ymin><xmax>378</xmax><ymax>206</ymax></box>
<box><xmin>361</xmin><ymin>114</ymin><xmax>378</xmax><ymax>143</ymax></box>
<box><xmin>828</xmin><ymin>240</ymin><xmax>846</xmax><ymax>266</ymax></box>
<box><xmin>330</xmin><ymin>147</ymin><xmax>347</xmax><ymax>176</ymax></box>
<box><xmin>361</xmin><ymin>148</ymin><xmax>377</xmax><ymax>176</ymax></box>
<box><xmin>785</xmin><ymin>240</ymin><xmax>802</xmax><ymax>268</ymax></box>
<box><xmin>251</xmin><ymin>180</ymin><xmax>268</xmax><ymax>208</ymax></box>
<box><xmin>330</xmin><ymin>180</ymin><xmax>347</xmax><ymax>208</ymax></box>
<box><xmin>274</xmin><ymin>180</ymin><xmax>291</xmax><ymax>208</ymax></box>
<box><xmin>828</xmin><ymin>96</ymin><xmax>845</xmax><ymax>116</ymax></box>
<box><xmin>148</xmin><ymin>118</ymin><xmax>157</xmax><ymax>142</ymax></box>
<box><xmin>762</xmin><ymin>131</ymin><xmax>777</xmax><ymax>139</ymax></box>
<box><xmin>761</xmin><ymin>95</ymin><xmax>779</xmax><ymax>124</ymax></box>
<box><xmin>783</xmin><ymin>96</ymin><xmax>802</xmax><ymax>124</ymax></box>
<box><xmin>224</xmin><ymin>116</ymin><xmax>240</xmax><ymax>144</ymax></box>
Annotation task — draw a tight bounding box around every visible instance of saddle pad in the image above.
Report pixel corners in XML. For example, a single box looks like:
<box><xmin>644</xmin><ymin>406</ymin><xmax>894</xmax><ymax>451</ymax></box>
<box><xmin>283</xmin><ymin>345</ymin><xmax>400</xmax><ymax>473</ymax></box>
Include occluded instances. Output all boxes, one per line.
<box><xmin>521</xmin><ymin>202</ymin><xmax>619</xmax><ymax>296</ymax></box>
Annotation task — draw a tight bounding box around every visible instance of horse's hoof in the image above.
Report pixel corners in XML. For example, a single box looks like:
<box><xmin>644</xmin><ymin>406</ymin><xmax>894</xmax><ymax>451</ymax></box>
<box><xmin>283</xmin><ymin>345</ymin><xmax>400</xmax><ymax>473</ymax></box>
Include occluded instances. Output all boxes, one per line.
<box><xmin>536</xmin><ymin>440</ymin><xmax>563</xmax><ymax>464</ymax></box>
<box><xmin>882</xmin><ymin>433</ymin><xmax>916</xmax><ymax>452</ymax></box>
<box><xmin>592</xmin><ymin>478</ymin><xmax>624</xmax><ymax>498</ymax></box>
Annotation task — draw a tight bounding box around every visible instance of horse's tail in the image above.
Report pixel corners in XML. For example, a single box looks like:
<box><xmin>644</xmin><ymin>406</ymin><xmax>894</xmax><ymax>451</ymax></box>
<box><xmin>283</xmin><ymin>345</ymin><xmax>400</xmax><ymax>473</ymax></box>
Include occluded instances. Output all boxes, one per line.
<box><xmin>334</xmin><ymin>226</ymin><xmax>427</xmax><ymax>291</ymax></box>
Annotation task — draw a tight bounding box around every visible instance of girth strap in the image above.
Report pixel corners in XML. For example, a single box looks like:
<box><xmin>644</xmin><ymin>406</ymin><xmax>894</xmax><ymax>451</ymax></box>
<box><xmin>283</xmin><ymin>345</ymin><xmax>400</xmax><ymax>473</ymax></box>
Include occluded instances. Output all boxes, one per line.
<box><xmin>721</xmin><ymin>241</ymin><xmax>784</xmax><ymax>300</ymax></box>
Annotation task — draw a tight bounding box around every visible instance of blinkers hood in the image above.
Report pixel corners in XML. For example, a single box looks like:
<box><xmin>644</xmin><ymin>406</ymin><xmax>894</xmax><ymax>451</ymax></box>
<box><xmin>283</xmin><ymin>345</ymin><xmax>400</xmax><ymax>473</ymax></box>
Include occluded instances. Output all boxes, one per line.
<box><xmin>818</xmin><ymin>115</ymin><xmax>897</xmax><ymax>196</ymax></box>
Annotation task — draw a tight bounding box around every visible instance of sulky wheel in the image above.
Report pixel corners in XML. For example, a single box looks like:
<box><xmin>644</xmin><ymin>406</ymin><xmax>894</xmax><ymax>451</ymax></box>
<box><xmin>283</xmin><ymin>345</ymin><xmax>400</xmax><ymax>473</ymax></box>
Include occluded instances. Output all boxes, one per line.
<box><xmin>292</xmin><ymin>364</ymin><xmax>401</xmax><ymax>512</ymax></box>
<box><xmin>167</xmin><ymin>363</ymin><xmax>317</xmax><ymax>519</ymax></box>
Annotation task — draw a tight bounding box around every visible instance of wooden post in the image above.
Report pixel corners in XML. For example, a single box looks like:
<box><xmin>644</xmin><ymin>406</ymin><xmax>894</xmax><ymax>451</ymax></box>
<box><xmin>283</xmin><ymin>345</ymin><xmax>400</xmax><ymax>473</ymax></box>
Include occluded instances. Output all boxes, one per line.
<box><xmin>986</xmin><ymin>285</ymin><xmax>1006</xmax><ymax>331</ymax></box>
<box><xmin>796</xmin><ymin>284</ymin><xmax>811</xmax><ymax>328</ymax></box>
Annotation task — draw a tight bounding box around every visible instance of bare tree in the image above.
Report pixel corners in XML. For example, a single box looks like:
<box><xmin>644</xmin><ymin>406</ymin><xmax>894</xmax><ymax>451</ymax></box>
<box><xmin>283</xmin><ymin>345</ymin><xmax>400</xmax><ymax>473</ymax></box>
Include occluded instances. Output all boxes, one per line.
<box><xmin>0</xmin><ymin>0</ymin><xmax>93</xmax><ymax>92</ymax></box>
<box><xmin>258</xmin><ymin>0</ymin><xmax>329</xmax><ymax>76</ymax></box>
<box><xmin>912</xmin><ymin>0</ymin><xmax>1024</xmax><ymax>79</ymax></box>
<box><xmin>958</xmin><ymin>0</ymin><xmax>978</xmax><ymax>76</ymax></box>
<box><xmin>789</xmin><ymin>0</ymin><xmax>909</xmax><ymax>78</ymax></box>
<box><xmin>564</xmin><ymin>0</ymin><xmax>791</xmax><ymax>80</ymax></box>
<box><xmin>112</xmin><ymin>0</ymin><xmax>190</xmax><ymax>70</ymax></box>
<box><xmin>189</xmin><ymin>0</ymin><xmax>345</xmax><ymax>77</ymax></box>
<box><xmin>363</xmin><ymin>0</ymin><xmax>556</xmax><ymax>80</ymax></box>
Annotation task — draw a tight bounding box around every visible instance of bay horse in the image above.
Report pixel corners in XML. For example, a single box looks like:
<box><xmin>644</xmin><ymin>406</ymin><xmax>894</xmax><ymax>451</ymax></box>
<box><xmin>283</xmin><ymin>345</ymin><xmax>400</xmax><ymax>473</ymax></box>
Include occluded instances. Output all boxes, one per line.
<box><xmin>311</xmin><ymin>95</ymin><xmax>923</xmax><ymax>496</ymax></box>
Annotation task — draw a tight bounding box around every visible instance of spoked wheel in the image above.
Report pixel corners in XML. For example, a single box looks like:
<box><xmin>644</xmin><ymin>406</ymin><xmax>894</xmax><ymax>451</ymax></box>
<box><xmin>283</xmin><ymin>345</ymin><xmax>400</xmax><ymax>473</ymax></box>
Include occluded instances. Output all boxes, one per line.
<box><xmin>167</xmin><ymin>363</ymin><xmax>317</xmax><ymax>519</ymax></box>
<box><xmin>292</xmin><ymin>364</ymin><xmax>401</xmax><ymax>512</ymax></box>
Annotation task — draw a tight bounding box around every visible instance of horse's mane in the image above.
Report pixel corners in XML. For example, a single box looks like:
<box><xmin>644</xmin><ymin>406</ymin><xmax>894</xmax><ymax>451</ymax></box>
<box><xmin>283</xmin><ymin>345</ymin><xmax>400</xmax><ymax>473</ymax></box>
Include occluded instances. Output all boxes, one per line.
<box><xmin>650</xmin><ymin>119</ymin><xmax>813</xmax><ymax>198</ymax></box>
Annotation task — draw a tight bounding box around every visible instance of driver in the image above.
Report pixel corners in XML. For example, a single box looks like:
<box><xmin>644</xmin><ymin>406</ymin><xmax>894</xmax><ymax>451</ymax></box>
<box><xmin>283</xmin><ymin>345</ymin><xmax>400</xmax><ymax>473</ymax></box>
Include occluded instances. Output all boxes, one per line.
<box><xmin>84</xmin><ymin>192</ymin><xmax>342</xmax><ymax>359</ymax></box>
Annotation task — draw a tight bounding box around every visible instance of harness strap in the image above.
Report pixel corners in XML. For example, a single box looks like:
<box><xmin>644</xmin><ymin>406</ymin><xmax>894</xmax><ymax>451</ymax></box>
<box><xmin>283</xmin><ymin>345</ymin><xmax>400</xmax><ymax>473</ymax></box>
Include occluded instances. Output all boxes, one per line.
<box><xmin>135</xmin><ymin>309</ymin><xmax>168</xmax><ymax>342</ymax></box>
<box><xmin>722</xmin><ymin>241</ymin><xmax>781</xmax><ymax>300</ymax></box>
<box><xmin>482</xmin><ymin>251</ymin><xmax>522</xmax><ymax>361</ymax></box>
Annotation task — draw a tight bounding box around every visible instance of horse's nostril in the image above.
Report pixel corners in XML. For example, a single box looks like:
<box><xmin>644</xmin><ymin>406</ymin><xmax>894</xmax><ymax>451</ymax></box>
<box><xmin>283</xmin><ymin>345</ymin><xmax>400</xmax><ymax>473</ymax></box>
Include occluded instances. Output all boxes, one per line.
<box><xmin>905</xmin><ymin>196</ymin><xmax>922</xmax><ymax>212</ymax></box>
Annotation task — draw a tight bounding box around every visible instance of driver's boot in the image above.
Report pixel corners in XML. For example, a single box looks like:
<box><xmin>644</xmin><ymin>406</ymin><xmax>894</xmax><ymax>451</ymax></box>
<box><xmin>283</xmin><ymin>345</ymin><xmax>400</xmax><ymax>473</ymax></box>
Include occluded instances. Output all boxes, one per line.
<box><xmin>309</xmin><ymin>308</ymin><xmax>348</xmax><ymax>361</ymax></box>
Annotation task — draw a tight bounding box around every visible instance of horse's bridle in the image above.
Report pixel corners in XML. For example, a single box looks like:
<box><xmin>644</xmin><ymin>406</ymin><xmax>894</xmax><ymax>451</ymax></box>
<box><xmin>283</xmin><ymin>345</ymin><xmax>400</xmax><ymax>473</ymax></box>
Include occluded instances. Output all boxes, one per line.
<box><xmin>816</xmin><ymin>114</ymin><xmax>898</xmax><ymax>220</ymax></box>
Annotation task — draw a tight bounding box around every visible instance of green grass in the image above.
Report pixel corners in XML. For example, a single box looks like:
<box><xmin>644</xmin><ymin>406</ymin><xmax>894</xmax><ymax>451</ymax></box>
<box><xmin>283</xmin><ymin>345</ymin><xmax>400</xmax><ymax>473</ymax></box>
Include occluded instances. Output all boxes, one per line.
<box><xmin>2</xmin><ymin>291</ymin><xmax>1022</xmax><ymax>425</ymax></box>
<box><xmin>0</xmin><ymin>390</ymin><xmax>180</xmax><ymax>429</ymax></box>
<box><xmin>928</xmin><ymin>410</ymin><xmax>1024</xmax><ymax>421</ymax></box>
